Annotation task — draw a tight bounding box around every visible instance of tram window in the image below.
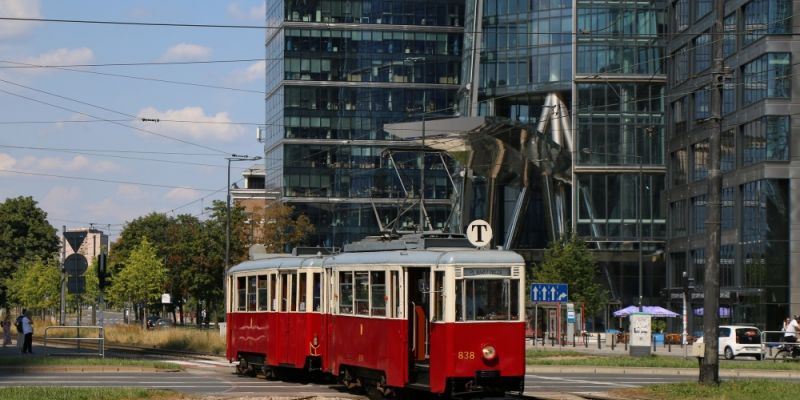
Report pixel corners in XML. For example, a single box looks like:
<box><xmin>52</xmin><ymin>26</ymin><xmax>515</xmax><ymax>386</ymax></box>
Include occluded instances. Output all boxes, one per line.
<box><xmin>391</xmin><ymin>271</ymin><xmax>400</xmax><ymax>318</ymax></box>
<box><xmin>289</xmin><ymin>273</ymin><xmax>297</xmax><ymax>312</ymax></box>
<box><xmin>355</xmin><ymin>271</ymin><xmax>369</xmax><ymax>315</ymax></box>
<box><xmin>258</xmin><ymin>275</ymin><xmax>268</xmax><ymax>311</ymax></box>
<box><xmin>458</xmin><ymin>278</ymin><xmax>520</xmax><ymax>321</ymax></box>
<box><xmin>298</xmin><ymin>273</ymin><xmax>307</xmax><ymax>311</ymax></box>
<box><xmin>371</xmin><ymin>271</ymin><xmax>386</xmax><ymax>316</ymax></box>
<box><xmin>281</xmin><ymin>274</ymin><xmax>290</xmax><ymax>311</ymax></box>
<box><xmin>270</xmin><ymin>274</ymin><xmax>278</xmax><ymax>311</ymax></box>
<box><xmin>237</xmin><ymin>277</ymin><xmax>246</xmax><ymax>311</ymax></box>
<box><xmin>312</xmin><ymin>273</ymin><xmax>322</xmax><ymax>311</ymax></box>
<box><xmin>247</xmin><ymin>276</ymin><xmax>257</xmax><ymax>311</ymax></box>
<box><xmin>433</xmin><ymin>271</ymin><xmax>444</xmax><ymax>321</ymax></box>
<box><xmin>339</xmin><ymin>271</ymin><xmax>353</xmax><ymax>314</ymax></box>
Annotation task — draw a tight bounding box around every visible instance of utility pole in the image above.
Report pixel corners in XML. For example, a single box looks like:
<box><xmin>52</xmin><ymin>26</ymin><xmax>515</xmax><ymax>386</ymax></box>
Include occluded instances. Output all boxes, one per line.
<box><xmin>701</xmin><ymin>0</ymin><xmax>724</xmax><ymax>385</ymax></box>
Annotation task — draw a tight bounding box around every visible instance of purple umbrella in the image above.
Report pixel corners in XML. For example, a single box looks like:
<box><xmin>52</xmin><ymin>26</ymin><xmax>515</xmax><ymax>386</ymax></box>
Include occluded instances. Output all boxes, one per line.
<box><xmin>613</xmin><ymin>305</ymin><xmax>679</xmax><ymax>318</ymax></box>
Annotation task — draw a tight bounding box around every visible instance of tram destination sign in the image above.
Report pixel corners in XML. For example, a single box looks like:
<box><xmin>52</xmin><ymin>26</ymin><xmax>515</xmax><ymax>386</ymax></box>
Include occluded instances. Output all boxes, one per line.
<box><xmin>530</xmin><ymin>283</ymin><xmax>568</xmax><ymax>303</ymax></box>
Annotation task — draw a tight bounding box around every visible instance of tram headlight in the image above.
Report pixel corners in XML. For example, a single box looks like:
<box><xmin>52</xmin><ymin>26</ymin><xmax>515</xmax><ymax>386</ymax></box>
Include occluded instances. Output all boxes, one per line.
<box><xmin>482</xmin><ymin>345</ymin><xmax>497</xmax><ymax>360</ymax></box>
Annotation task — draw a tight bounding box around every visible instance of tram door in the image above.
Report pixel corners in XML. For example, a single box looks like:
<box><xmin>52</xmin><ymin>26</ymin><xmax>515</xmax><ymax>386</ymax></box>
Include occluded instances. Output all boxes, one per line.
<box><xmin>407</xmin><ymin>267</ymin><xmax>430</xmax><ymax>364</ymax></box>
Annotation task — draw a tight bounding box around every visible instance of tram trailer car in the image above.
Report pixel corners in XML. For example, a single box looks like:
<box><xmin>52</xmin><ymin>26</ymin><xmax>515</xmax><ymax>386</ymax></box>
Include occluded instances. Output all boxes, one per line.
<box><xmin>226</xmin><ymin>236</ymin><xmax>526</xmax><ymax>396</ymax></box>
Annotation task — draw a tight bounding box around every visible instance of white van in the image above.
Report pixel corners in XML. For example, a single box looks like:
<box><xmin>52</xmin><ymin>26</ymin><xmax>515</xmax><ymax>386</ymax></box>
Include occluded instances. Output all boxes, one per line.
<box><xmin>695</xmin><ymin>325</ymin><xmax>764</xmax><ymax>360</ymax></box>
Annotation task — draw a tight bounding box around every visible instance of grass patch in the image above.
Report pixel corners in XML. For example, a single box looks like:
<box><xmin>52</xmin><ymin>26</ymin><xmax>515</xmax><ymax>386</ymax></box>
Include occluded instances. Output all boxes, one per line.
<box><xmin>0</xmin><ymin>387</ymin><xmax>189</xmax><ymax>400</ymax></box>
<box><xmin>526</xmin><ymin>349</ymin><xmax>800</xmax><ymax>370</ymax></box>
<box><xmin>0</xmin><ymin>356</ymin><xmax>181</xmax><ymax>370</ymax></box>
<box><xmin>36</xmin><ymin>319</ymin><xmax>225</xmax><ymax>355</ymax></box>
<box><xmin>612</xmin><ymin>380</ymin><xmax>800</xmax><ymax>400</ymax></box>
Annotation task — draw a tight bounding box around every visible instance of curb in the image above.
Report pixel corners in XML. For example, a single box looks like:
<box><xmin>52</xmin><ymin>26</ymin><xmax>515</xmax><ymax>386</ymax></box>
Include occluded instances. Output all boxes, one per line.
<box><xmin>525</xmin><ymin>365</ymin><xmax>800</xmax><ymax>378</ymax></box>
<box><xmin>0</xmin><ymin>366</ymin><xmax>179</xmax><ymax>373</ymax></box>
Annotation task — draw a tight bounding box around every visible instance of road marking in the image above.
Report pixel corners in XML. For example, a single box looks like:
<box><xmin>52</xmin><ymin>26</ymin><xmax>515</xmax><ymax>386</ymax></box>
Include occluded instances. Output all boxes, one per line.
<box><xmin>527</xmin><ymin>375</ymin><xmax>638</xmax><ymax>388</ymax></box>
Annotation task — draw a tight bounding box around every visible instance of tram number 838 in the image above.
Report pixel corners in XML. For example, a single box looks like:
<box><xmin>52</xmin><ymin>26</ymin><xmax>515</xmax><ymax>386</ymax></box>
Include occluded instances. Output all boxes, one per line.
<box><xmin>457</xmin><ymin>351</ymin><xmax>476</xmax><ymax>360</ymax></box>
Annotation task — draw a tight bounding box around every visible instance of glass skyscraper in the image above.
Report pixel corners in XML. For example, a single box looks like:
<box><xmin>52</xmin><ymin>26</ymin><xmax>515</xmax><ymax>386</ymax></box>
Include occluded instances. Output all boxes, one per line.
<box><xmin>264</xmin><ymin>1</ymin><xmax>465</xmax><ymax>247</ymax></box>
<box><xmin>664</xmin><ymin>0</ymin><xmax>796</xmax><ymax>331</ymax></box>
<box><xmin>462</xmin><ymin>0</ymin><xmax>667</xmax><ymax>327</ymax></box>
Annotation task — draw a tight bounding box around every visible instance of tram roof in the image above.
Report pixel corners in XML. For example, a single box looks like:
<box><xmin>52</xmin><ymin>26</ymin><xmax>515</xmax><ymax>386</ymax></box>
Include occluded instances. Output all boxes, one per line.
<box><xmin>227</xmin><ymin>248</ymin><xmax>523</xmax><ymax>275</ymax></box>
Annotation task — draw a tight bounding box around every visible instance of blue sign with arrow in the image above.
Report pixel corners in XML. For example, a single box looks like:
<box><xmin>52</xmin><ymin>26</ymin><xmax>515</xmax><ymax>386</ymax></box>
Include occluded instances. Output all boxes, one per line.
<box><xmin>530</xmin><ymin>283</ymin><xmax>569</xmax><ymax>303</ymax></box>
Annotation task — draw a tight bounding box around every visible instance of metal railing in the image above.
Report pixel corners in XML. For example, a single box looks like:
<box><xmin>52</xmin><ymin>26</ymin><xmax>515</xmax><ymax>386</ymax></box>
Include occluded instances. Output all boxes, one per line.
<box><xmin>761</xmin><ymin>330</ymin><xmax>800</xmax><ymax>360</ymax></box>
<box><xmin>43</xmin><ymin>326</ymin><xmax>104</xmax><ymax>357</ymax></box>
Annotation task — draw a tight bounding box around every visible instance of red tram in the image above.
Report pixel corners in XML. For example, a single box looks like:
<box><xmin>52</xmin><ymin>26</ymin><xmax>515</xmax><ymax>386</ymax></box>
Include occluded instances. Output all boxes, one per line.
<box><xmin>225</xmin><ymin>234</ymin><xmax>526</xmax><ymax>396</ymax></box>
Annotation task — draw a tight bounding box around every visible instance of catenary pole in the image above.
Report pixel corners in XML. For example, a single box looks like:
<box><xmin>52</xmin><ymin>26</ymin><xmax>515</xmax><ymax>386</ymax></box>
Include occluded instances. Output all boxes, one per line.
<box><xmin>700</xmin><ymin>0</ymin><xmax>724</xmax><ymax>385</ymax></box>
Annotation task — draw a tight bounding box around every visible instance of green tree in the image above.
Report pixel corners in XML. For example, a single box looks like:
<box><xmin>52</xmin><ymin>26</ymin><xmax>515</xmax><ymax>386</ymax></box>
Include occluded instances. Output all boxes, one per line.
<box><xmin>256</xmin><ymin>202</ymin><xmax>315</xmax><ymax>253</ymax></box>
<box><xmin>107</xmin><ymin>238</ymin><xmax>167</xmax><ymax>328</ymax></box>
<box><xmin>0</xmin><ymin>196</ymin><xmax>59</xmax><ymax>305</ymax></box>
<box><xmin>166</xmin><ymin>214</ymin><xmax>206</xmax><ymax>324</ymax></box>
<box><xmin>533</xmin><ymin>234</ymin><xmax>606</xmax><ymax>315</ymax></box>
<box><xmin>6</xmin><ymin>257</ymin><xmax>61</xmax><ymax>314</ymax></box>
<box><xmin>108</xmin><ymin>213</ymin><xmax>171</xmax><ymax>270</ymax></box>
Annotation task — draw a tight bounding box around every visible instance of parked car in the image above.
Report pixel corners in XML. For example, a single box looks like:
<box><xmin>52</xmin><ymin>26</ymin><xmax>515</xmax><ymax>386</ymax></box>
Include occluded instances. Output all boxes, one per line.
<box><xmin>695</xmin><ymin>325</ymin><xmax>764</xmax><ymax>360</ymax></box>
<box><xmin>153</xmin><ymin>318</ymin><xmax>174</xmax><ymax>329</ymax></box>
<box><xmin>146</xmin><ymin>315</ymin><xmax>160</xmax><ymax>329</ymax></box>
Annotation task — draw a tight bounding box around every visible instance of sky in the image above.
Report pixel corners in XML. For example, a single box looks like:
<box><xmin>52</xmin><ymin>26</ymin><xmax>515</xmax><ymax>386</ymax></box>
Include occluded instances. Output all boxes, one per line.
<box><xmin>0</xmin><ymin>0</ymin><xmax>267</xmax><ymax>240</ymax></box>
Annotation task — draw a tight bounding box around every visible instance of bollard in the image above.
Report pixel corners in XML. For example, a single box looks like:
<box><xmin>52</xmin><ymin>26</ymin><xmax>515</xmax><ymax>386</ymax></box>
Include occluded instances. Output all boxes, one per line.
<box><xmin>668</xmin><ymin>342</ymin><xmax>672</xmax><ymax>352</ymax></box>
<box><xmin>597</xmin><ymin>333</ymin><xmax>601</xmax><ymax>349</ymax></box>
<box><xmin>611</xmin><ymin>335</ymin><xmax>615</xmax><ymax>350</ymax></box>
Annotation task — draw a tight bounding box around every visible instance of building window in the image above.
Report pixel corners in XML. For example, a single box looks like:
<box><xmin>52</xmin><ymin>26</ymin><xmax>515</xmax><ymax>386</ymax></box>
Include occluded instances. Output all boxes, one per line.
<box><xmin>720</xmin><ymin>245</ymin><xmax>734</xmax><ymax>287</ymax></box>
<box><xmin>742</xmin><ymin>115</ymin><xmax>790</xmax><ymax>165</ymax></box>
<box><xmin>673</xmin><ymin>97</ymin><xmax>687</xmax><ymax>137</ymax></box>
<box><xmin>693</xmin><ymin>87</ymin><xmax>710</xmax><ymax>121</ymax></box>
<box><xmin>670</xmin><ymin>199</ymin><xmax>688</xmax><ymax>237</ymax></box>
<box><xmin>693</xmin><ymin>33</ymin><xmax>711</xmax><ymax>73</ymax></box>
<box><xmin>691</xmin><ymin>248</ymin><xmax>705</xmax><ymax>286</ymax></box>
<box><xmin>743</xmin><ymin>0</ymin><xmax>792</xmax><ymax>46</ymax></box>
<box><xmin>691</xmin><ymin>195</ymin><xmax>707</xmax><ymax>235</ymax></box>
<box><xmin>722</xmin><ymin>77</ymin><xmax>735</xmax><ymax>115</ymax></box>
<box><xmin>723</xmin><ymin>13</ymin><xmax>736</xmax><ymax>57</ymax></box>
<box><xmin>674</xmin><ymin>47</ymin><xmax>688</xmax><ymax>84</ymax></box>
<box><xmin>721</xmin><ymin>128</ymin><xmax>736</xmax><ymax>172</ymax></box>
<box><xmin>672</xmin><ymin>149</ymin><xmax>688</xmax><ymax>186</ymax></box>
<box><xmin>696</xmin><ymin>0</ymin><xmax>712</xmax><ymax>20</ymax></box>
<box><xmin>743</xmin><ymin>53</ymin><xmax>791</xmax><ymax>105</ymax></box>
<box><xmin>722</xmin><ymin>187</ymin><xmax>735</xmax><ymax>229</ymax></box>
<box><xmin>675</xmin><ymin>0</ymin><xmax>689</xmax><ymax>32</ymax></box>
<box><xmin>692</xmin><ymin>141</ymin><xmax>709</xmax><ymax>181</ymax></box>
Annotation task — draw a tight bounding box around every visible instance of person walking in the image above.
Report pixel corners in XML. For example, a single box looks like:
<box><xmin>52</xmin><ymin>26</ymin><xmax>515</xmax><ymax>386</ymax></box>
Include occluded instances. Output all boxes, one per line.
<box><xmin>15</xmin><ymin>309</ymin><xmax>25</xmax><ymax>352</ymax></box>
<box><xmin>1</xmin><ymin>317</ymin><xmax>10</xmax><ymax>347</ymax></box>
<box><xmin>20</xmin><ymin>310</ymin><xmax>33</xmax><ymax>354</ymax></box>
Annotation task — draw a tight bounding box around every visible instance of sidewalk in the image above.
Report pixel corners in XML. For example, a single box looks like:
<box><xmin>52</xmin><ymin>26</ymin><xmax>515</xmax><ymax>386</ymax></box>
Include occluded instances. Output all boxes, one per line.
<box><xmin>527</xmin><ymin>336</ymin><xmax>696</xmax><ymax>357</ymax></box>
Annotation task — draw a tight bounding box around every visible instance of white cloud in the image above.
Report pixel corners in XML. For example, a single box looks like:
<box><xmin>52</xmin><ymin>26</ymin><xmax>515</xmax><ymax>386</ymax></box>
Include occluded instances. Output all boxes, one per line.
<box><xmin>0</xmin><ymin>153</ymin><xmax>16</xmax><ymax>172</ymax></box>
<box><xmin>20</xmin><ymin>48</ymin><xmax>95</xmax><ymax>75</ymax></box>
<box><xmin>0</xmin><ymin>0</ymin><xmax>41</xmax><ymax>39</ymax></box>
<box><xmin>16</xmin><ymin>155</ymin><xmax>119</xmax><ymax>173</ymax></box>
<box><xmin>165</xmin><ymin>187</ymin><xmax>200</xmax><ymax>202</ymax></box>
<box><xmin>227</xmin><ymin>2</ymin><xmax>265</xmax><ymax>20</ymax></box>
<box><xmin>158</xmin><ymin>43</ymin><xmax>211</xmax><ymax>62</ymax></box>
<box><xmin>229</xmin><ymin>60</ymin><xmax>265</xmax><ymax>84</ymax></box>
<box><xmin>136</xmin><ymin>106</ymin><xmax>243</xmax><ymax>142</ymax></box>
<box><xmin>40</xmin><ymin>186</ymin><xmax>82</xmax><ymax>217</ymax></box>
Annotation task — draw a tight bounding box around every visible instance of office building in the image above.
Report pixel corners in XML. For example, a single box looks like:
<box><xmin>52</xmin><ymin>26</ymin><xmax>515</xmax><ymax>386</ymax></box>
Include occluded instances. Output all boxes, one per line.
<box><xmin>664</xmin><ymin>0</ymin><xmax>798</xmax><ymax>329</ymax></box>
<box><xmin>263</xmin><ymin>1</ymin><xmax>465</xmax><ymax>247</ymax></box>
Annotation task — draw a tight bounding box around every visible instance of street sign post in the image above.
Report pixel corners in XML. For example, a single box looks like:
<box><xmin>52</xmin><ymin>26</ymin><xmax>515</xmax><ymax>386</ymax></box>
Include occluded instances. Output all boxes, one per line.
<box><xmin>530</xmin><ymin>283</ymin><xmax>569</xmax><ymax>303</ymax></box>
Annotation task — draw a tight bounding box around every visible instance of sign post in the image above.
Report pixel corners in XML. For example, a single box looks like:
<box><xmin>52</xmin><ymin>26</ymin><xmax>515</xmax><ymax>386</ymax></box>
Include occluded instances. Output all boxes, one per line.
<box><xmin>530</xmin><ymin>283</ymin><xmax>569</xmax><ymax>344</ymax></box>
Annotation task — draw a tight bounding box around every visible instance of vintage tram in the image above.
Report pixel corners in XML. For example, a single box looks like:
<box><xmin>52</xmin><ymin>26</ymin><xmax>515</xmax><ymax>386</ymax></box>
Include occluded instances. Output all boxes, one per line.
<box><xmin>225</xmin><ymin>233</ymin><xmax>526</xmax><ymax>396</ymax></box>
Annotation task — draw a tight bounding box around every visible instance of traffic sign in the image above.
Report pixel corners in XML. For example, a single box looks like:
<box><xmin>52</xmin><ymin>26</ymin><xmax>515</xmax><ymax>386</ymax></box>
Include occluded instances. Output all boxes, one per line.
<box><xmin>64</xmin><ymin>231</ymin><xmax>87</xmax><ymax>253</ymax></box>
<box><xmin>64</xmin><ymin>253</ymin><xmax>88</xmax><ymax>276</ymax></box>
<box><xmin>67</xmin><ymin>276</ymin><xmax>86</xmax><ymax>294</ymax></box>
<box><xmin>466</xmin><ymin>219</ymin><xmax>492</xmax><ymax>247</ymax></box>
<box><xmin>530</xmin><ymin>283</ymin><xmax>569</xmax><ymax>303</ymax></box>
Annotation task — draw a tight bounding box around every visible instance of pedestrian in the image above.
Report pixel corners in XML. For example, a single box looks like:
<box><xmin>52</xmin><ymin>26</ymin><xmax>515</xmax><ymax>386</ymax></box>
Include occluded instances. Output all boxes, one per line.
<box><xmin>20</xmin><ymin>310</ymin><xmax>33</xmax><ymax>354</ymax></box>
<box><xmin>15</xmin><ymin>309</ymin><xmax>25</xmax><ymax>352</ymax></box>
<box><xmin>1</xmin><ymin>317</ymin><xmax>10</xmax><ymax>347</ymax></box>
<box><xmin>785</xmin><ymin>315</ymin><xmax>799</xmax><ymax>343</ymax></box>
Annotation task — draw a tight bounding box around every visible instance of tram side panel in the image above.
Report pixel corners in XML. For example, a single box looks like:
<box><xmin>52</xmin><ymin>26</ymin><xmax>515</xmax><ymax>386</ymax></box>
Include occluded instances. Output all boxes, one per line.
<box><xmin>429</xmin><ymin>322</ymin><xmax>525</xmax><ymax>393</ymax></box>
<box><xmin>279</xmin><ymin>312</ymin><xmax>326</xmax><ymax>369</ymax></box>
<box><xmin>328</xmin><ymin>314</ymin><xmax>409</xmax><ymax>387</ymax></box>
<box><xmin>226</xmin><ymin>311</ymin><xmax>273</xmax><ymax>362</ymax></box>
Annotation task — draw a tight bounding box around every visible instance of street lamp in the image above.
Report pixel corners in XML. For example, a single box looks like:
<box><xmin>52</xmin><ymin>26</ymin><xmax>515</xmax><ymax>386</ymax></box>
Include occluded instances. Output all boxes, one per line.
<box><xmin>581</xmin><ymin>148</ymin><xmax>644</xmax><ymax>311</ymax></box>
<box><xmin>225</xmin><ymin>154</ymin><xmax>262</xmax><ymax>306</ymax></box>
